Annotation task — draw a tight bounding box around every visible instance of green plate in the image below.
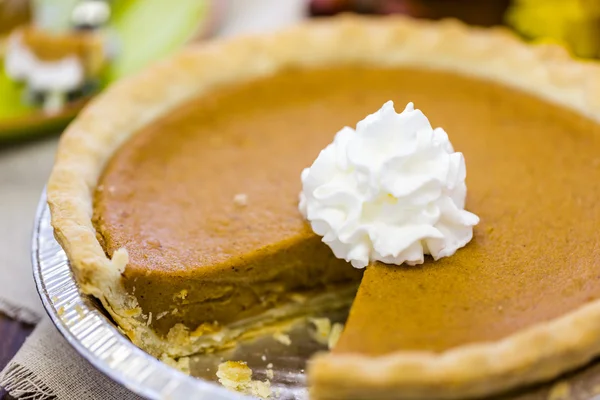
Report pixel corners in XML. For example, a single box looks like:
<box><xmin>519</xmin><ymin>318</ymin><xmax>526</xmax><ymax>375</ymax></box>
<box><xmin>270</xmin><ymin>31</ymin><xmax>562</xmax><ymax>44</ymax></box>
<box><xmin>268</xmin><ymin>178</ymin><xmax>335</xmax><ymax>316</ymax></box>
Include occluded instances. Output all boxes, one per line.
<box><xmin>0</xmin><ymin>0</ymin><xmax>219</xmax><ymax>141</ymax></box>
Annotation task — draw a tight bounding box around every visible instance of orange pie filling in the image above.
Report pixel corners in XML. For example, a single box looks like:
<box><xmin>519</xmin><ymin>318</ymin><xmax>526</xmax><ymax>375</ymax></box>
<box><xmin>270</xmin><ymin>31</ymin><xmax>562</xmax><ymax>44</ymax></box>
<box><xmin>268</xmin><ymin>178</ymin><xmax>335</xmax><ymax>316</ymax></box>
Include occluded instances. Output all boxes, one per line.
<box><xmin>93</xmin><ymin>67</ymin><xmax>600</xmax><ymax>357</ymax></box>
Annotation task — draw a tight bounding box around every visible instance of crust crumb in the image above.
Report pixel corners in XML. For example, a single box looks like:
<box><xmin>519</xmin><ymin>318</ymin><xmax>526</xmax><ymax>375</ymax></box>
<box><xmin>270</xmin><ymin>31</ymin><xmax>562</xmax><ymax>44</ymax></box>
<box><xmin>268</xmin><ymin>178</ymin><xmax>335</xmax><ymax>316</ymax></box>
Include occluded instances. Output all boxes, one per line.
<box><xmin>190</xmin><ymin>321</ymin><xmax>221</xmax><ymax>338</ymax></box>
<box><xmin>74</xmin><ymin>304</ymin><xmax>85</xmax><ymax>320</ymax></box>
<box><xmin>121</xmin><ymin>295</ymin><xmax>141</xmax><ymax>316</ymax></box>
<box><xmin>273</xmin><ymin>332</ymin><xmax>292</xmax><ymax>346</ymax></box>
<box><xmin>111</xmin><ymin>247</ymin><xmax>129</xmax><ymax>273</ymax></box>
<box><xmin>166</xmin><ymin>323</ymin><xmax>189</xmax><ymax>344</ymax></box>
<box><xmin>216</xmin><ymin>361</ymin><xmax>271</xmax><ymax>398</ymax></box>
<box><xmin>251</xmin><ymin>380</ymin><xmax>271</xmax><ymax>398</ymax></box>
<box><xmin>309</xmin><ymin>317</ymin><xmax>332</xmax><ymax>345</ymax></box>
<box><xmin>548</xmin><ymin>381</ymin><xmax>570</xmax><ymax>400</ymax></box>
<box><xmin>156</xmin><ymin>311</ymin><xmax>169</xmax><ymax>320</ymax></box>
<box><xmin>159</xmin><ymin>354</ymin><xmax>190</xmax><ymax>375</ymax></box>
<box><xmin>328</xmin><ymin>323</ymin><xmax>344</xmax><ymax>350</ymax></box>
<box><xmin>266</xmin><ymin>367</ymin><xmax>274</xmax><ymax>380</ymax></box>
<box><xmin>308</xmin><ymin>318</ymin><xmax>344</xmax><ymax>349</ymax></box>
<box><xmin>173</xmin><ymin>289</ymin><xmax>188</xmax><ymax>301</ymax></box>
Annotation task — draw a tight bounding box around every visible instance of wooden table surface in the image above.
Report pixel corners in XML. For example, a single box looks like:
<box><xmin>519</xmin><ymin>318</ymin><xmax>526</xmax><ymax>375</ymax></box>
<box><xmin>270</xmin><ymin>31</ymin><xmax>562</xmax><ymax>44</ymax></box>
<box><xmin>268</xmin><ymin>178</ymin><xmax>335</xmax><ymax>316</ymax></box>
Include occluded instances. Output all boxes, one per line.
<box><xmin>0</xmin><ymin>313</ymin><xmax>34</xmax><ymax>399</ymax></box>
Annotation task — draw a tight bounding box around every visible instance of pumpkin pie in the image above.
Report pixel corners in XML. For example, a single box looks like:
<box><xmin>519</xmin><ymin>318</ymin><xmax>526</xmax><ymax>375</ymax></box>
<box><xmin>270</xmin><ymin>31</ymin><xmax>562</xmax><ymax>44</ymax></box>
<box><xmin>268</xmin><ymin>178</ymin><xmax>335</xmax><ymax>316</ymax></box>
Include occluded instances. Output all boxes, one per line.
<box><xmin>48</xmin><ymin>16</ymin><xmax>600</xmax><ymax>399</ymax></box>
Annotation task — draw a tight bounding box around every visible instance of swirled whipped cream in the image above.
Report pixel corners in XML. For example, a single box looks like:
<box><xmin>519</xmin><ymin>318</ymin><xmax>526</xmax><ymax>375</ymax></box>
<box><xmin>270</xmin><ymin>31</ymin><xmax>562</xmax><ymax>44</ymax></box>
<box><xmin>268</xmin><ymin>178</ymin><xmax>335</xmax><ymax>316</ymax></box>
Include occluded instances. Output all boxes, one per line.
<box><xmin>299</xmin><ymin>101</ymin><xmax>479</xmax><ymax>268</ymax></box>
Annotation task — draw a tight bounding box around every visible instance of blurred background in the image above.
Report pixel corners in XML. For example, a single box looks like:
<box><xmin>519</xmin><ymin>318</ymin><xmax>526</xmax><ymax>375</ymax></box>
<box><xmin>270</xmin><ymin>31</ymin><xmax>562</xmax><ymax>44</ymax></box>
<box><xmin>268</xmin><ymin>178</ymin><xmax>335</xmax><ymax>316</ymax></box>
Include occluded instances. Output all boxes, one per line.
<box><xmin>0</xmin><ymin>0</ymin><xmax>599</xmax><ymax>141</ymax></box>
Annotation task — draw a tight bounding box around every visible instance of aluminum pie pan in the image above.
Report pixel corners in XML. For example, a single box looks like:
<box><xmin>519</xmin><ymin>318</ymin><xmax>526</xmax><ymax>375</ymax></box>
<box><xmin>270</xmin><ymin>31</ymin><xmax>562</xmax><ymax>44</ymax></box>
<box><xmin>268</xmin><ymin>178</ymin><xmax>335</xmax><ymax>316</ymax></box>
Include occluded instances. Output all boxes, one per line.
<box><xmin>32</xmin><ymin>190</ymin><xmax>242</xmax><ymax>400</ymax></box>
<box><xmin>32</xmin><ymin>188</ymin><xmax>600</xmax><ymax>400</ymax></box>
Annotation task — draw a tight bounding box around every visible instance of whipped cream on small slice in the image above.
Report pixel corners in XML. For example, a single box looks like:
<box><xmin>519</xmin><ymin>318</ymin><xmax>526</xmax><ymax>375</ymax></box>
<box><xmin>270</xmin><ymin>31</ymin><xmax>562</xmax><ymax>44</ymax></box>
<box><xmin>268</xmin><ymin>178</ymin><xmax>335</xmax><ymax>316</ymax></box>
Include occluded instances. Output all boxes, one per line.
<box><xmin>299</xmin><ymin>101</ymin><xmax>479</xmax><ymax>268</ymax></box>
<box><xmin>4</xmin><ymin>32</ymin><xmax>84</xmax><ymax>113</ymax></box>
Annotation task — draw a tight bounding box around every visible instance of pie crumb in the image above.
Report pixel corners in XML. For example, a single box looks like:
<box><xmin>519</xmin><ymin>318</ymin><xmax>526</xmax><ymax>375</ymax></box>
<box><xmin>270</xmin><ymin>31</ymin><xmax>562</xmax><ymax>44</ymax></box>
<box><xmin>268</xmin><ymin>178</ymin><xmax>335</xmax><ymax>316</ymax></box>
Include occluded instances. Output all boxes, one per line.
<box><xmin>173</xmin><ymin>289</ymin><xmax>188</xmax><ymax>301</ymax></box>
<box><xmin>216</xmin><ymin>361</ymin><xmax>271</xmax><ymax>398</ymax></box>
<box><xmin>166</xmin><ymin>323</ymin><xmax>190</xmax><ymax>344</ymax></box>
<box><xmin>266</xmin><ymin>363</ymin><xmax>273</xmax><ymax>369</ymax></box>
<box><xmin>266</xmin><ymin>367</ymin><xmax>274</xmax><ymax>380</ymax></box>
<box><xmin>261</xmin><ymin>354</ymin><xmax>267</xmax><ymax>361</ymax></box>
<box><xmin>250</xmin><ymin>380</ymin><xmax>272</xmax><ymax>399</ymax></box>
<box><xmin>547</xmin><ymin>381</ymin><xmax>570</xmax><ymax>400</ymax></box>
<box><xmin>74</xmin><ymin>304</ymin><xmax>85</xmax><ymax>320</ymax></box>
<box><xmin>217</xmin><ymin>361</ymin><xmax>252</xmax><ymax>390</ymax></box>
<box><xmin>156</xmin><ymin>311</ymin><xmax>169</xmax><ymax>320</ymax></box>
<box><xmin>190</xmin><ymin>321</ymin><xmax>221</xmax><ymax>338</ymax></box>
<box><xmin>273</xmin><ymin>332</ymin><xmax>292</xmax><ymax>346</ymax></box>
<box><xmin>308</xmin><ymin>318</ymin><xmax>344</xmax><ymax>349</ymax></box>
<box><xmin>159</xmin><ymin>354</ymin><xmax>190</xmax><ymax>375</ymax></box>
<box><xmin>233</xmin><ymin>193</ymin><xmax>248</xmax><ymax>206</ymax></box>
<box><xmin>328</xmin><ymin>323</ymin><xmax>344</xmax><ymax>350</ymax></box>
<box><xmin>309</xmin><ymin>317</ymin><xmax>332</xmax><ymax>345</ymax></box>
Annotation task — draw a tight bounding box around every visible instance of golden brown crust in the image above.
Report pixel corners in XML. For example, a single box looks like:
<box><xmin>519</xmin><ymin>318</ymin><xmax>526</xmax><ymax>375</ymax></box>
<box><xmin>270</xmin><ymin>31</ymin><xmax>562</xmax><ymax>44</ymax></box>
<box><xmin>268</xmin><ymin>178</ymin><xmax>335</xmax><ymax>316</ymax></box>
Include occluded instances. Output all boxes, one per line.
<box><xmin>310</xmin><ymin>299</ymin><xmax>600</xmax><ymax>399</ymax></box>
<box><xmin>47</xmin><ymin>14</ymin><xmax>600</xmax><ymax>399</ymax></box>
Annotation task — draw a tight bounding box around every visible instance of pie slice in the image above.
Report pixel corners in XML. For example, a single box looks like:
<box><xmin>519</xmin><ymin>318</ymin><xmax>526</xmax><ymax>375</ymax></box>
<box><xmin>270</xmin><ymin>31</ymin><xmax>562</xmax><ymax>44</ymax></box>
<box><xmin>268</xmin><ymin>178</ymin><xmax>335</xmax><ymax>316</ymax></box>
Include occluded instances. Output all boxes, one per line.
<box><xmin>48</xmin><ymin>16</ymin><xmax>600</xmax><ymax>399</ymax></box>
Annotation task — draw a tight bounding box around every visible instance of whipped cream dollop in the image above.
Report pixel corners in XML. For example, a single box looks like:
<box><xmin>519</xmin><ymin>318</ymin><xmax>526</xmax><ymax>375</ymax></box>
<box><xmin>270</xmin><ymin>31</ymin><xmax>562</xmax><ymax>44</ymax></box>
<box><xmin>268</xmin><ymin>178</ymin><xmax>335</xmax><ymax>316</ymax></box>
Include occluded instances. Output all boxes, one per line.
<box><xmin>299</xmin><ymin>101</ymin><xmax>479</xmax><ymax>268</ymax></box>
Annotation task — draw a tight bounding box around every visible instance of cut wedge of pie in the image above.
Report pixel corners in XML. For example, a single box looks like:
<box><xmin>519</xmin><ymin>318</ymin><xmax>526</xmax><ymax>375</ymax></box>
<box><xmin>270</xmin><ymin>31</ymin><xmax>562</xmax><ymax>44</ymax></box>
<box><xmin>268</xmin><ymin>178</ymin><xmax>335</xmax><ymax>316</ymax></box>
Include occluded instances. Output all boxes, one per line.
<box><xmin>48</xmin><ymin>15</ymin><xmax>600</xmax><ymax>399</ymax></box>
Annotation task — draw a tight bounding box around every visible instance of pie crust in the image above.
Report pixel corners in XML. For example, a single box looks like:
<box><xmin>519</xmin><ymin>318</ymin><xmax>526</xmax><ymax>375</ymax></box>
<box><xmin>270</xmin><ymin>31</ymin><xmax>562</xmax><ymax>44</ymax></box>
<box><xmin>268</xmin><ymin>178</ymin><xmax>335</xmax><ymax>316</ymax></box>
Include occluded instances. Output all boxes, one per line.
<box><xmin>47</xmin><ymin>15</ymin><xmax>600</xmax><ymax>399</ymax></box>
